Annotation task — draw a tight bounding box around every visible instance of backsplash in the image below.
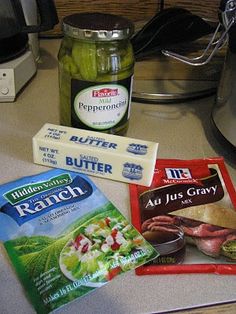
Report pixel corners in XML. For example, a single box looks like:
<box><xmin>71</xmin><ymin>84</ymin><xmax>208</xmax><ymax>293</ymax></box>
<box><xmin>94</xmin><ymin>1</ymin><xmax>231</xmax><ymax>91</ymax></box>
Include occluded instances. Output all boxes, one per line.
<box><xmin>44</xmin><ymin>0</ymin><xmax>220</xmax><ymax>36</ymax></box>
<box><xmin>44</xmin><ymin>0</ymin><xmax>223</xmax><ymax>83</ymax></box>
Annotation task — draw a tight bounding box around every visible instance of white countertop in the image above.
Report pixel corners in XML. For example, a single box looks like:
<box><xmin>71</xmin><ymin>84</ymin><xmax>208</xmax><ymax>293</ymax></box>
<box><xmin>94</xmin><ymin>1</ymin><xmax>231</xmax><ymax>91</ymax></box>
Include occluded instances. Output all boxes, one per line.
<box><xmin>0</xmin><ymin>40</ymin><xmax>236</xmax><ymax>314</ymax></box>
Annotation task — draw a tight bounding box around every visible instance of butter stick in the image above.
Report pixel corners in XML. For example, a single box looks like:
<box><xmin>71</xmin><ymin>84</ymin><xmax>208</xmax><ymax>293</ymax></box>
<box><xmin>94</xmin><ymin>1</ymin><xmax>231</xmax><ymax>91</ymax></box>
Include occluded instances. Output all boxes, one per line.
<box><xmin>32</xmin><ymin>123</ymin><xmax>158</xmax><ymax>186</ymax></box>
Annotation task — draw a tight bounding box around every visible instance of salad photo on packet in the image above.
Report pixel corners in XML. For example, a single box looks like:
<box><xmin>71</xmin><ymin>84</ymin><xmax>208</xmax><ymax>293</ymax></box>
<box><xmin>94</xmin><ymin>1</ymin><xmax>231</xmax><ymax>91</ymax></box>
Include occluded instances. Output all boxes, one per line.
<box><xmin>130</xmin><ymin>157</ymin><xmax>236</xmax><ymax>275</ymax></box>
<box><xmin>0</xmin><ymin>169</ymin><xmax>158</xmax><ymax>313</ymax></box>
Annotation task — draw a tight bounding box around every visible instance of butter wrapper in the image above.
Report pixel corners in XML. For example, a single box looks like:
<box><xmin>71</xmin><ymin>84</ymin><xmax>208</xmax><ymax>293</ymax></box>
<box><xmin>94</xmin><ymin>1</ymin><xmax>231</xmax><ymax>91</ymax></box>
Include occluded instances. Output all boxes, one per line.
<box><xmin>32</xmin><ymin>123</ymin><xmax>158</xmax><ymax>186</ymax></box>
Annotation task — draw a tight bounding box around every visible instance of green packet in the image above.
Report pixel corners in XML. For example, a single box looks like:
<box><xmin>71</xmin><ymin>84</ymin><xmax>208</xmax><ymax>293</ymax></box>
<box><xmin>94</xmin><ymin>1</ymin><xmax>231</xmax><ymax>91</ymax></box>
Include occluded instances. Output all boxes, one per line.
<box><xmin>0</xmin><ymin>169</ymin><xmax>158</xmax><ymax>313</ymax></box>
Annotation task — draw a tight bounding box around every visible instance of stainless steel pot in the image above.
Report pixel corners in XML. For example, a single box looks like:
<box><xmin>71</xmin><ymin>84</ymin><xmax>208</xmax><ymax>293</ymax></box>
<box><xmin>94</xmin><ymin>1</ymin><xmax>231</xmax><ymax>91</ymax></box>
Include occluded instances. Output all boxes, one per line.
<box><xmin>162</xmin><ymin>0</ymin><xmax>236</xmax><ymax>151</ymax></box>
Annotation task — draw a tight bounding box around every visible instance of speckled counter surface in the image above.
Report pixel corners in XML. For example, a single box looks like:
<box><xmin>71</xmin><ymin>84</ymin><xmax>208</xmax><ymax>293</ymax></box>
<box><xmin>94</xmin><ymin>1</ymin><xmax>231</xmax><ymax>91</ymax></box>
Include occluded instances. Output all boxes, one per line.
<box><xmin>0</xmin><ymin>40</ymin><xmax>235</xmax><ymax>314</ymax></box>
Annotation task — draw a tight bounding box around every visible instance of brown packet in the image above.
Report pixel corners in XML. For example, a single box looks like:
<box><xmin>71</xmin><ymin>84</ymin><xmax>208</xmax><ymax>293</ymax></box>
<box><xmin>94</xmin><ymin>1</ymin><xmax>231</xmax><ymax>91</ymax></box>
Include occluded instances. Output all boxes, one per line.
<box><xmin>129</xmin><ymin>157</ymin><xmax>236</xmax><ymax>275</ymax></box>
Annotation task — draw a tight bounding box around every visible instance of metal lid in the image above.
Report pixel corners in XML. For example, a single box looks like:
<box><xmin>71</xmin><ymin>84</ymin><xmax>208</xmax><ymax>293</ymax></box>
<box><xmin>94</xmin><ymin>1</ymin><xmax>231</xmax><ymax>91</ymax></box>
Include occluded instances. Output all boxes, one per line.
<box><xmin>62</xmin><ymin>13</ymin><xmax>134</xmax><ymax>41</ymax></box>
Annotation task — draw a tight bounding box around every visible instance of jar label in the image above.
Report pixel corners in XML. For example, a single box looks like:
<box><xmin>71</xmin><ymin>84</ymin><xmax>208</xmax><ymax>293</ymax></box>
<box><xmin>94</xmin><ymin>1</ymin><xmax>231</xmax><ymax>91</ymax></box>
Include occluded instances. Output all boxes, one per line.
<box><xmin>71</xmin><ymin>76</ymin><xmax>133</xmax><ymax>130</ymax></box>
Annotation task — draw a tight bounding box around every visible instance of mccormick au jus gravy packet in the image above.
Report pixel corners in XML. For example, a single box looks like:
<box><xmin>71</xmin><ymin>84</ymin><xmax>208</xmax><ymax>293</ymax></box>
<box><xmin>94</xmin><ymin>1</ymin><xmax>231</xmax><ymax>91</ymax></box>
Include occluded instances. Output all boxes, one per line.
<box><xmin>129</xmin><ymin>157</ymin><xmax>236</xmax><ymax>275</ymax></box>
<box><xmin>0</xmin><ymin>169</ymin><xmax>158</xmax><ymax>313</ymax></box>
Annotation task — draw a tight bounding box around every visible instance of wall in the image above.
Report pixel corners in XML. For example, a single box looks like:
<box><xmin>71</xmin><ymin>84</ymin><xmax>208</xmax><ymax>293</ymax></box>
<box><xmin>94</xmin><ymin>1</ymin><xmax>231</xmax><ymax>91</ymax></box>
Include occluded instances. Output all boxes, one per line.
<box><xmin>47</xmin><ymin>0</ymin><xmax>223</xmax><ymax>83</ymax></box>
<box><xmin>47</xmin><ymin>0</ymin><xmax>220</xmax><ymax>36</ymax></box>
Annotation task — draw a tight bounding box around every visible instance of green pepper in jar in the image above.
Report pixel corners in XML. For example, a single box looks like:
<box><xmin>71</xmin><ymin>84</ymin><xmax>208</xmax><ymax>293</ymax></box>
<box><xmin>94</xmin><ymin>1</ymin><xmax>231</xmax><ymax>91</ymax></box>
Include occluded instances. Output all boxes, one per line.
<box><xmin>96</xmin><ymin>45</ymin><xmax>110</xmax><ymax>74</ymax></box>
<box><xmin>58</xmin><ymin>69</ymin><xmax>71</xmax><ymax>126</ymax></box>
<box><xmin>58</xmin><ymin>36</ymin><xmax>73</xmax><ymax>59</ymax></box>
<box><xmin>72</xmin><ymin>41</ymin><xmax>97</xmax><ymax>81</ymax></box>
<box><xmin>120</xmin><ymin>43</ymin><xmax>134</xmax><ymax>70</ymax></box>
<box><xmin>60</xmin><ymin>55</ymin><xmax>78</xmax><ymax>75</ymax></box>
<box><xmin>96</xmin><ymin>42</ymin><xmax>134</xmax><ymax>81</ymax></box>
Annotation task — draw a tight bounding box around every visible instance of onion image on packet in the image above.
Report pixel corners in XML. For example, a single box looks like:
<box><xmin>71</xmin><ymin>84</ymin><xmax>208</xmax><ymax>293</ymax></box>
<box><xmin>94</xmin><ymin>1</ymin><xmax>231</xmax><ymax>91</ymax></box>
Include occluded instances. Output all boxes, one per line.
<box><xmin>0</xmin><ymin>169</ymin><xmax>158</xmax><ymax>313</ymax></box>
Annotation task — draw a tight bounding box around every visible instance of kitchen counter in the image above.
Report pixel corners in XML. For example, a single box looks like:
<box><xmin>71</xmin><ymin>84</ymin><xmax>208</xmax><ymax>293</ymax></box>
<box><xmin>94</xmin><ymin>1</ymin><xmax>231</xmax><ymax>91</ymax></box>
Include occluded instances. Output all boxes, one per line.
<box><xmin>0</xmin><ymin>39</ymin><xmax>236</xmax><ymax>314</ymax></box>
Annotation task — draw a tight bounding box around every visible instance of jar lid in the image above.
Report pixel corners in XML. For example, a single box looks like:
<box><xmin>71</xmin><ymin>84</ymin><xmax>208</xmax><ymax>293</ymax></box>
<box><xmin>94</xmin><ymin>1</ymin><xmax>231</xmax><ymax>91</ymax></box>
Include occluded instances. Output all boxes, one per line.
<box><xmin>62</xmin><ymin>12</ymin><xmax>134</xmax><ymax>41</ymax></box>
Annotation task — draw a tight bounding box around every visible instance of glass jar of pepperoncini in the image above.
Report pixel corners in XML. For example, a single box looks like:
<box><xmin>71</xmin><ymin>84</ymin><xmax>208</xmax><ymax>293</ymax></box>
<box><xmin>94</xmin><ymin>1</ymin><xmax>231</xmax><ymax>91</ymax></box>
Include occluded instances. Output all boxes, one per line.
<box><xmin>58</xmin><ymin>12</ymin><xmax>135</xmax><ymax>135</ymax></box>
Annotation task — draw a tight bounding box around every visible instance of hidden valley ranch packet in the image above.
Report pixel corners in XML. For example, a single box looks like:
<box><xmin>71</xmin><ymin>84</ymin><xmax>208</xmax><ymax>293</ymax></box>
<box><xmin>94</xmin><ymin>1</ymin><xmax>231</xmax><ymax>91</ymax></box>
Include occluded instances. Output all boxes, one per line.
<box><xmin>0</xmin><ymin>169</ymin><xmax>158</xmax><ymax>313</ymax></box>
